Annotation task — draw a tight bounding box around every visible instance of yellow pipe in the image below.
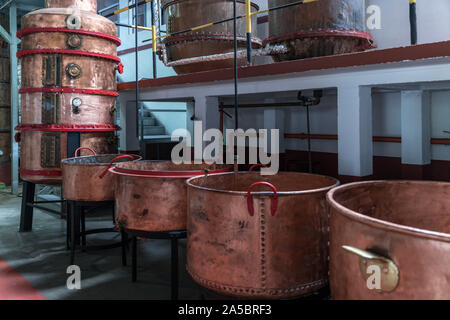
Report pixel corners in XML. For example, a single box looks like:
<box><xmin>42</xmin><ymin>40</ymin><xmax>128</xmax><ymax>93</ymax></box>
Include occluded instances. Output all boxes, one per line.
<box><xmin>410</xmin><ymin>0</ymin><xmax>416</xmax><ymax>3</ymax></box>
<box><xmin>152</xmin><ymin>25</ymin><xmax>157</xmax><ymax>52</ymax></box>
<box><xmin>130</xmin><ymin>25</ymin><xmax>154</xmax><ymax>32</ymax></box>
<box><xmin>246</xmin><ymin>0</ymin><xmax>251</xmax><ymax>34</ymax></box>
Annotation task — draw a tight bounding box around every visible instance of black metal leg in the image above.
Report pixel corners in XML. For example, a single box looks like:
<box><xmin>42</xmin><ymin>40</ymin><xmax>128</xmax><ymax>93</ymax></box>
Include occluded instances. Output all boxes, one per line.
<box><xmin>132</xmin><ymin>236</ymin><xmax>137</xmax><ymax>282</ymax></box>
<box><xmin>70</xmin><ymin>203</ymin><xmax>77</xmax><ymax>265</ymax></box>
<box><xmin>19</xmin><ymin>181</ymin><xmax>35</xmax><ymax>232</ymax></box>
<box><xmin>121</xmin><ymin>229</ymin><xmax>128</xmax><ymax>266</ymax></box>
<box><xmin>81</xmin><ymin>207</ymin><xmax>86</xmax><ymax>251</ymax></box>
<box><xmin>66</xmin><ymin>202</ymin><xmax>71</xmax><ymax>250</ymax></box>
<box><xmin>171</xmin><ymin>238</ymin><xmax>179</xmax><ymax>300</ymax></box>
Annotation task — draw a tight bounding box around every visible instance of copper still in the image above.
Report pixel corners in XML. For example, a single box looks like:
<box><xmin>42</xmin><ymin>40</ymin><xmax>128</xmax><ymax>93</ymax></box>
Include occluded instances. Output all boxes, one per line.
<box><xmin>186</xmin><ymin>171</ymin><xmax>339</xmax><ymax>299</ymax></box>
<box><xmin>61</xmin><ymin>147</ymin><xmax>141</xmax><ymax>202</ymax></box>
<box><xmin>161</xmin><ymin>0</ymin><xmax>262</xmax><ymax>74</ymax></box>
<box><xmin>265</xmin><ymin>0</ymin><xmax>374</xmax><ymax>61</ymax></box>
<box><xmin>0</xmin><ymin>40</ymin><xmax>10</xmax><ymax>165</ymax></box>
<box><xmin>327</xmin><ymin>180</ymin><xmax>450</xmax><ymax>300</ymax></box>
<box><xmin>16</xmin><ymin>0</ymin><xmax>122</xmax><ymax>184</ymax></box>
<box><xmin>110</xmin><ymin>161</ymin><xmax>231</xmax><ymax>232</ymax></box>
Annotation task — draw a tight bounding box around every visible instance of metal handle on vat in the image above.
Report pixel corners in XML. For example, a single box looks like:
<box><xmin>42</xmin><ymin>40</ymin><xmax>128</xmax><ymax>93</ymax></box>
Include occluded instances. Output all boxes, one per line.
<box><xmin>247</xmin><ymin>182</ymin><xmax>278</xmax><ymax>217</ymax></box>
<box><xmin>342</xmin><ymin>245</ymin><xmax>399</xmax><ymax>293</ymax></box>
<box><xmin>249</xmin><ymin>164</ymin><xmax>268</xmax><ymax>171</ymax></box>
<box><xmin>74</xmin><ymin>147</ymin><xmax>96</xmax><ymax>157</ymax></box>
<box><xmin>98</xmin><ymin>155</ymin><xmax>134</xmax><ymax>179</ymax></box>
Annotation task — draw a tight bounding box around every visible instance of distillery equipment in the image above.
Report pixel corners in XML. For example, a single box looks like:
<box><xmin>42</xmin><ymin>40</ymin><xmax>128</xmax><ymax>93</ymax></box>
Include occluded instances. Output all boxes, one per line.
<box><xmin>110</xmin><ymin>161</ymin><xmax>231</xmax><ymax>231</ymax></box>
<box><xmin>61</xmin><ymin>147</ymin><xmax>141</xmax><ymax>202</ymax></box>
<box><xmin>15</xmin><ymin>0</ymin><xmax>122</xmax><ymax>184</ymax></box>
<box><xmin>161</xmin><ymin>0</ymin><xmax>262</xmax><ymax>74</ymax></box>
<box><xmin>265</xmin><ymin>0</ymin><xmax>374</xmax><ymax>61</ymax></box>
<box><xmin>327</xmin><ymin>180</ymin><xmax>450</xmax><ymax>300</ymax></box>
<box><xmin>186</xmin><ymin>171</ymin><xmax>339</xmax><ymax>299</ymax></box>
<box><xmin>0</xmin><ymin>40</ymin><xmax>10</xmax><ymax>166</ymax></box>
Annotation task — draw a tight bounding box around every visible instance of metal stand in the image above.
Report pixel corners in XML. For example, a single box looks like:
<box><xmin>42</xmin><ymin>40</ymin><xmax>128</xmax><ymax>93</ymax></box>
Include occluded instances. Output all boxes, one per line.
<box><xmin>121</xmin><ymin>228</ymin><xmax>187</xmax><ymax>300</ymax></box>
<box><xmin>67</xmin><ymin>200</ymin><xmax>120</xmax><ymax>265</ymax></box>
<box><xmin>19</xmin><ymin>181</ymin><xmax>66</xmax><ymax>232</ymax></box>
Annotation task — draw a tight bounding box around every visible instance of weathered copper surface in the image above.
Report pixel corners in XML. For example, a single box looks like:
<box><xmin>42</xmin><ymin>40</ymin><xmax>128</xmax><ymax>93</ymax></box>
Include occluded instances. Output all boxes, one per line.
<box><xmin>161</xmin><ymin>0</ymin><xmax>261</xmax><ymax>74</ymax></box>
<box><xmin>267</xmin><ymin>0</ymin><xmax>370</xmax><ymax>61</ymax></box>
<box><xmin>186</xmin><ymin>171</ymin><xmax>339</xmax><ymax>299</ymax></box>
<box><xmin>112</xmin><ymin>161</ymin><xmax>231</xmax><ymax>232</ymax></box>
<box><xmin>327</xmin><ymin>180</ymin><xmax>450</xmax><ymax>300</ymax></box>
<box><xmin>62</xmin><ymin>154</ymin><xmax>141</xmax><ymax>201</ymax></box>
<box><xmin>18</xmin><ymin>0</ymin><xmax>119</xmax><ymax>184</ymax></box>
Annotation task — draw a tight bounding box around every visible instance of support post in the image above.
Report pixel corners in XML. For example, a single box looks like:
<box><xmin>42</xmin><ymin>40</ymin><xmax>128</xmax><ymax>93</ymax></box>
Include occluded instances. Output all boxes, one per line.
<box><xmin>19</xmin><ymin>181</ymin><xmax>35</xmax><ymax>232</ymax></box>
<box><xmin>10</xmin><ymin>3</ymin><xmax>19</xmax><ymax>195</ymax></box>
<box><xmin>337</xmin><ymin>85</ymin><xmax>373</xmax><ymax>178</ymax></box>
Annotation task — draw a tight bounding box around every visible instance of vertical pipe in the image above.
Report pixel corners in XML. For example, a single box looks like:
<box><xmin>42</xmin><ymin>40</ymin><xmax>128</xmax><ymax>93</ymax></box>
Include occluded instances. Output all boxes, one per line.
<box><xmin>135</xmin><ymin>0</ymin><xmax>143</xmax><ymax>156</ymax></box>
<box><xmin>306</xmin><ymin>105</ymin><xmax>312</xmax><ymax>173</ymax></box>
<box><xmin>150</xmin><ymin>1</ymin><xmax>157</xmax><ymax>78</ymax></box>
<box><xmin>233</xmin><ymin>0</ymin><xmax>238</xmax><ymax>130</ymax></box>
<box><xmin>409</xmin><ymin>0</ymin><xmax>417</xmax><ymax>45</ymax></box>
<box><xmin>219</xmin><ymin>102</ymin><xmax>224</xmax><ymax>134</ymax></box>
<box><xmin>9</xmin><ymin>3</ymin><xmax>18</xmax><ymax>195</ymax></box>
<box><xmin>245</xmin><ymin>0</ymin><xmax>252</xmax><ymax>64</ymax></box>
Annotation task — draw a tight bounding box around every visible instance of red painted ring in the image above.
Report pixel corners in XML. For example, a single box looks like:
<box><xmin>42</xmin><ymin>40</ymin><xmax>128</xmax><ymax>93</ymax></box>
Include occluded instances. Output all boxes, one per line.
<box><xmin>15</xmin><ymin>124</ymin><xmax>121</xmax><ymax>132</ymax></box>
<box><xmin>109</xmin><ymin>167</ymin><xmax>232</xmax><ymax>178</ymax></box>
<box><xmin>17</xmin><ymin>49</ymin><xmax>121</xmax><ymax>63</ymax></box>
<box><xmin>16</xmin><ymin>28</ymin><xmax>121</xmax><ymax>46</ymax></box>
<box><xmin>19</xmin><ymin>87</ymin><xmax>119</xmax><ymax>97</ymax></box>
<box><xmin>19</xmin><ymin>169</ymin><xmax>62</xmax><ymax>177</ymax></box>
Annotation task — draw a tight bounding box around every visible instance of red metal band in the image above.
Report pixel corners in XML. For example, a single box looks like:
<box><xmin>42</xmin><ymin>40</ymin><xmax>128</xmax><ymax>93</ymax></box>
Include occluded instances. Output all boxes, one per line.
<box><xmin>263</xmin><ymin>29</ymin><xmax>374</xmax><ymax>47</ymax></box>
<box><xmin>19</xmin><ymin>169</ymin><xmax>62</xmax><ymax>177</ymax></box>
<box><xmin>19</xmin><ymin>87</ymin><xmax>119</xmax><ymax>97</ymax></box>
<box><xmin>17</xmin><ymin>49</ymin><xmax>121</xmax><ymax>63</ymax></box>
<box><xmin>16</xmin><ymin>28</ymin><xmax>121</xmax><ymax>46</ymax></box>
<box><xmin>110</xmin><ymin>167</ymin><xmax>231</xmax><ymax>178</ymax></box>
<box><xmin>15</xmin><ymin>124</ymin><xmax>121</xmax><ymax>132</ymax></box>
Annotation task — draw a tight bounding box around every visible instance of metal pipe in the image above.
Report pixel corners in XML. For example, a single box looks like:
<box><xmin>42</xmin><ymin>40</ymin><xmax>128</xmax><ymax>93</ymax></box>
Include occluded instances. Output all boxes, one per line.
<box><xmin>306</xmin><ymin>105</ymin><xmax>312</xmax><ymax>173</ymax></box>
<box><xmin>233</xmin><ymin>0</ymin><xmax>239</xmax><ymax>130</ymax></box>
<box><xmin>150</xmin><ymin>1</ymin><xmax>157</xmax><ymax>78</ymax></box>
<box><xmin>10</xmin><ymin>3</ymin><xmax>18</xmax><ymax>195</ymax></box>
<box><xmin>245</xmin><ymin>0</ymin><xmax>252</xmax><ymax>64</ymax></box>
<box><xmin>409</xmin><ymin>0</ymin><xmax>417</xmax><ymax>45</ymax></box>
<box><xmin>134</xmin><ymin>0</ymin><xmax>144</xmax><ymax>156</ymax></box>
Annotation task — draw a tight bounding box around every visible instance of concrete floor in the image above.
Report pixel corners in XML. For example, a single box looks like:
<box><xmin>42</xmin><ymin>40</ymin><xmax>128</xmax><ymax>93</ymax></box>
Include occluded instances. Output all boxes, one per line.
<box><xmin>0</xmin><ymin>185</ymin><xmax>202</xmax><ymax>300</ymax></box>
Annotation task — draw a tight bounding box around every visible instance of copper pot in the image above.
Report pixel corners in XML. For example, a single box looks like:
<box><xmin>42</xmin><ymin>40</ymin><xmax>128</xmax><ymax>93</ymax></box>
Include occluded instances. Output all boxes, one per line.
<box><xmin>266</xmin><ymin>0</ymin><xmax>373</xmax><ymax>61</ymax></box>
<box><xmin>61</xmin><ymin>147</ymin><xmax>141</xmax><ymax>202</ymax></box>
<box><xmin>327</xmin><ymin>180</ymin><xmax>450</xmax><ymax>300</ymax></box>
<box><xmin>186</xmin><ymin>171</ymin><xmax>339</xmax><ymax>299</ymax></box>
<box><xmin>111</xmin><ymin>161</ymin><xmax>232</xmax><ymax>232</ymax></box>
<box><xmin>161</xmin><ymin>0</ymin><xmax>261</xmax><ymax>74</ymax></box>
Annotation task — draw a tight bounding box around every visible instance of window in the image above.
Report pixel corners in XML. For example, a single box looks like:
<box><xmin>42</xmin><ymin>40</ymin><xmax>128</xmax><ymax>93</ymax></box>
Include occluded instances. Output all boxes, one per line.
<box><xmin>129</xmin><ymin>0</ymin><xmax>147</xmax><ymax>33</ymax></box>
<box><xmin>97</xmin><ymin>0</ymin><xmax>120</xmax><ymax>24</ymax></box>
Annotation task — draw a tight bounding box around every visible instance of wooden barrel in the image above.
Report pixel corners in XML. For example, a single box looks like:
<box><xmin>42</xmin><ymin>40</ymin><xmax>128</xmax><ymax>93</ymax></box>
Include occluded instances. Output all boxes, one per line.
<box><xmin>0</xmin><ymin>83</ymin><xmax>10</xmax><ymax>106</ymax></box>
<box><xmin>0</xmin><ymin>108</ymin><xmax>10</xmax><ymax>129</ymax></box>
<box><xmin>0</xmin><ymin>57</ymin><xmax>10</xmax><ymax>83</ymax></box>
<box><xmin>0</xmin><ymin>132</ymin><xmax>11</xmax><ymax>163</ymax></box>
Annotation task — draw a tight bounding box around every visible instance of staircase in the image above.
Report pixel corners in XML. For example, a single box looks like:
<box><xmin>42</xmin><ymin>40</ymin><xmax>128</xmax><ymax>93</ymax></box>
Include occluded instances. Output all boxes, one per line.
<box><xmin>141</xmin><ymin>110</ymin><xmax>171</xmax><ymax>141</ymax></box>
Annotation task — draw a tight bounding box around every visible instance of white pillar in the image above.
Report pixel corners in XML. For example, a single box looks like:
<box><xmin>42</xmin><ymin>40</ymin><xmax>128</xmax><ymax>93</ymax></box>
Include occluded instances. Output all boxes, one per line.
<box><xmin>263</xmin><ymin>109</ymin><xmax>285</xmax><ymax>154</ymax></box>
<box><xmin>337</xmin><ymin>85</ymin><xmax>373</xmax><ymax>177</ymax></box>
<box><xmin>400</xmin><ymin>90</ymin><xmax>431</xmax><ymax>165</ymax></box>
<box><xmin>118</xmin><ymin>94</ymin><xmax>140</xmax><ymax>152</ymax></box>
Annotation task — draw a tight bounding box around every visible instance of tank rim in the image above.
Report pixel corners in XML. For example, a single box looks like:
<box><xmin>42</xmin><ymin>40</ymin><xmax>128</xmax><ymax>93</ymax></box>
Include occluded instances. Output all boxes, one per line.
<box><xmin>161</xmin><ymin>0</ymin><xmax>260</xmax><ymax>11</ymax></box>
<box><xmin>61</xmin><ymin>154</ymin><xmax>141</xmax><ymax>166</ymax></box>
<box><xmin>186</xmin><ymin>171</ymin><xmax>340</xmax><ymax>196</ymax></box>
<box><xmin>327</xmin><ymin>180</ymin><xmax>450</xmax><ymax>242</ymax></box>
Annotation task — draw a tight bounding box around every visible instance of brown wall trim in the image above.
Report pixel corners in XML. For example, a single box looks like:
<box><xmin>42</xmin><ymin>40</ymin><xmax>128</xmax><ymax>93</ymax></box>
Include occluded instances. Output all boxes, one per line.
<box><xmin>118</xmin><ymin>40</ymin><xmax>450</xmax><ymax>91</ymax></box>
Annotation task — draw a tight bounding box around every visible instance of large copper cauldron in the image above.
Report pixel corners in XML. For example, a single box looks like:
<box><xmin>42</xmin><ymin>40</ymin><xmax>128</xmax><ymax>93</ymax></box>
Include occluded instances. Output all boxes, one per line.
<box><xmin>161</xmin><ymin>0</ymin><xmax>262</xmax><ymax>74</ymax></box>
<box><xmin>16</xmin><ymin>0</ymin><xmax>122</xmax><ymax>184</ymax></box>
<box><xmin>327</xmin><ymin>180</ymin><xmax>450</xmax><ymax>300</ymax></box>
<box><xmin>265</xmin><ymin>0</ymin><xmax>373</xmax><ymax>61</ymax></box>
<box><xmin>61</xmin><ymin>147</ymin><xmax>141</xmax><ymax>202</ymax></box>
<box><xmin>110</xmin><ymin>161</ymin><xmax>232</xmax><ymax>232</ymax></box>
<box><xmin>186</xmin><ymin>171</ymin><xmax>339</xmax><ymax>299</ymax></box>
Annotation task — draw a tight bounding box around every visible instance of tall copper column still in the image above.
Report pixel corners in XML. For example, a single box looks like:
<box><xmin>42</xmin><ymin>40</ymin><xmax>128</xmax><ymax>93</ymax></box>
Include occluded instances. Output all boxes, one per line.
<box><xmin>16</xmin><ymin>0</ymin><xmax>122</xmax><ymax>184</ymax></box>
<box><xmin>265</xmin><ymin>0</ymin><xmax>374</xmax><ymax>61</ymax></box>
<box><xmin>186</xmin><ymin>171</ymin><xmax>339</xmax><ymax>299</ymax></box>
<box><xmin>161</xmin><ymin>0</ymin><xmax>262</xmax><ymax>74</ymax></box>
<box><xmin>327</xmin><ymin>180</ymin><xmax>450</xmax><ymax>300</ymax></box>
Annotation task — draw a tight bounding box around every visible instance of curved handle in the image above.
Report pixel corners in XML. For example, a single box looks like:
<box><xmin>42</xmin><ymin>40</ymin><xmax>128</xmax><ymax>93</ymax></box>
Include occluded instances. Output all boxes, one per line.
<box><xmin>247</xmin><ymin>182</ymin><xmax>278</xmax><ymax>216</ymax></box>
<box><xmin>14</xmin><ymin>132</ymin><xmax>21</xmax><ymax>143</ymax></box>
<box><xmin>249</xmin><ymin>164</ymin><xmax>268</xmax><ymax>171</ymax></box>
<box><xmin>99</xmin><ymin>155</ymin><xmax>134</xmax><ymax>179</ymax></box>
<box><xmin>342</xmin><ymin>245</ymin><xmax>399</xmax><ymax>292</ymax></box>
<box><xmin>117</xmin><ymin>62</ymin><xmax>124</xmax><ymax>74</ymax></box>
<box><xmin>74</xmin><ymin>147</ymin><xmax>96</xmax><ymax>157</ymax></box>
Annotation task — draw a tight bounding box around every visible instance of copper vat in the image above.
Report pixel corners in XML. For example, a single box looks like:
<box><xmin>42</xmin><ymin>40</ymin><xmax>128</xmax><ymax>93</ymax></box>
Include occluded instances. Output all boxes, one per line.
<box><xmin>110</xmin><ymin>161</ymin><xmax>231</xmax><ymax>232</ymax></box>
<box><xmin>327</xmin><ymin>180</ymin><xmax>450</xmax><ymax>300</ymax></box>
<box><xmin>265</xmin><ymin>0</ymin><xmax>374</xmax><ymax>61</ymax></box>
<box><xmin>61</xmin><ymin>148</ymin><xmax>141</xmax><ymax>202</ymax></box>
<box><xmin>161</xmin><ymin>0</ymin><xmax>262</xmax><ymax>74</ymax></box>
<box><xmin>16</xmin><ymin>0</ymin><xmax>121</xmax><ymax>184</ymax></box>
<box><xmin>186</xmin><ymin>171</ymin><xmax>339</xmax><ymax>299</ymax></box>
